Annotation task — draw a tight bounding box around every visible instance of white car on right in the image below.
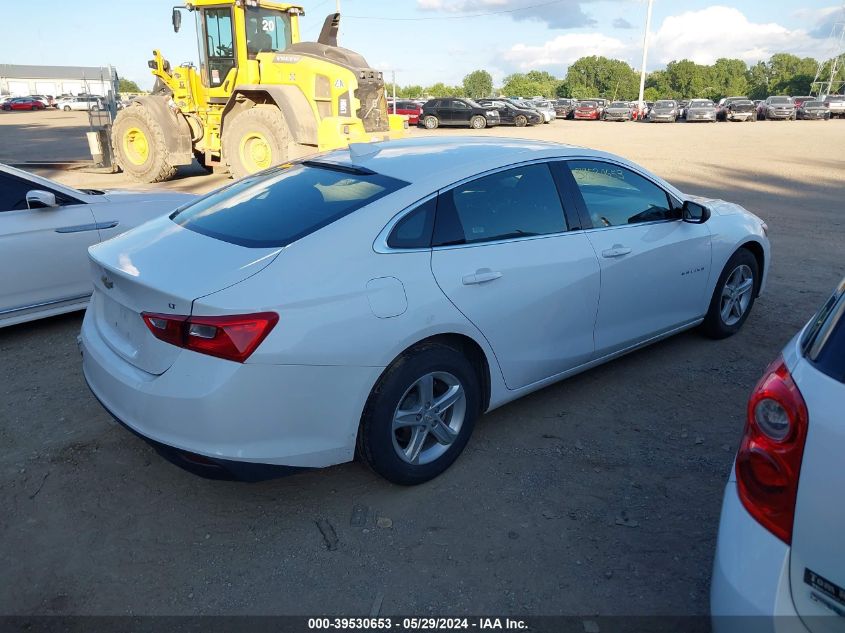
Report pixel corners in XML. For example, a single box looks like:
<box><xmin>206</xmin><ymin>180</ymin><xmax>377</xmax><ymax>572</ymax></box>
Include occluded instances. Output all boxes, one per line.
<box><xmin>712</xmin><ymin>277</ymin><xmax>845</xmax><ymax>632</ymax></box>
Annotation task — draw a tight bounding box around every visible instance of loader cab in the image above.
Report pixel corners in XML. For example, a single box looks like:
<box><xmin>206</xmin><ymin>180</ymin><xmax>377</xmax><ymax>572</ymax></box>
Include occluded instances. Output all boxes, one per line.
<box><xmin>176</xmin><ymin>1</ymin><xmax>298</xmax><ymax>91</ymax></box>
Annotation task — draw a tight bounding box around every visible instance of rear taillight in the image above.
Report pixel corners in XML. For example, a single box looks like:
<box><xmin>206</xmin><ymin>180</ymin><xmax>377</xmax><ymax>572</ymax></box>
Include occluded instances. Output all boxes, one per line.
<box><xmin>142</xmin><ymin>312</ymin><xmax>278</xmax><ymax>363</ymax></box>
<box><xmin>735</xmin><ymin>355</ymin><xmax>809</xmax><ymax>544</ymax></box>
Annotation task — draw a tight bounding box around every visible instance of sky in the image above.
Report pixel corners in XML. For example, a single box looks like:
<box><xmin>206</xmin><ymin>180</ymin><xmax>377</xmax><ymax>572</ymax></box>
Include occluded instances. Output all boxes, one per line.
<box><xmin>1</xmin><ymin>0</ymin><xmax>843</xmax><ymax>89</ymax></box>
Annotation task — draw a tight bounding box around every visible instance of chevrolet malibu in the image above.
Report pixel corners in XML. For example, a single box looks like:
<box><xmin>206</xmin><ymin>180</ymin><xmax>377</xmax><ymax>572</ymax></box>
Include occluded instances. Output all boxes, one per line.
<box><xmin>80</xmin><ymin>137</ymin><xmax>770</xmax><ymax>484</ymax></box>
<box><xmin>711</xmin><ymin>277</ymin><xmax>845</xmax><ymax>632</ymax></box>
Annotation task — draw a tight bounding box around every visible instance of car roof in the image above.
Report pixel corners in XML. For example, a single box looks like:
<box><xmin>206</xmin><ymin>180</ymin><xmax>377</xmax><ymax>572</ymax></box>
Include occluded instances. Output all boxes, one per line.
<box><xmin>314</xmin><ymin>136</ymin><xmax>676</xmax><ymax>196</ymax></box>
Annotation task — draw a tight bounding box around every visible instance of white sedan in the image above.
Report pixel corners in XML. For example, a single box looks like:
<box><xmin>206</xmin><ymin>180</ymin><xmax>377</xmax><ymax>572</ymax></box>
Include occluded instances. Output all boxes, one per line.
<box><xmin>80</xmin><ymin>137</ymin><xmax>770</xmax><ymax>484</ymax></box>
<box><xmin>0</xmin><ymin>164</ymin><xmax>194</xmax><ymax>327</ymax></box>
<box><xmin>712</xmin><ymin>278</ymin><xmax>845</xmax><ymax>632</ymax></box>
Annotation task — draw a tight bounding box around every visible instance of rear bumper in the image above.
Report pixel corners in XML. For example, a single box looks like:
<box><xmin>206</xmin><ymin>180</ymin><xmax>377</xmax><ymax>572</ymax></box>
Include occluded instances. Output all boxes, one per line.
<box><xmin>80</xmin><ymin>307</ymin><xmax>383</xmax><ymax>477</ymax></box>
<box><xmin>711</xmin><ymin>482</ymin><xmax>803</xmax><ymax>632</ymax></box>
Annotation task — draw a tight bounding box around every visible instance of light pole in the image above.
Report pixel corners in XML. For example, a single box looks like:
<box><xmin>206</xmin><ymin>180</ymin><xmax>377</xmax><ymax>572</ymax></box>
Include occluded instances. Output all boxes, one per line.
<box><xmin>637</xmin><ymin>0</ymin><xmax>654</xmax><ymax>116</ymax></box>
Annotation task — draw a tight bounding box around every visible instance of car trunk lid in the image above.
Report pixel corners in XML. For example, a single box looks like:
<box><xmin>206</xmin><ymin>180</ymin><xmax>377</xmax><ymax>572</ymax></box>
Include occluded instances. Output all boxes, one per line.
<box><xmin>88</xmin><ymin>216</ymin><xmax>282</xmax><ymax>375</ymax></box>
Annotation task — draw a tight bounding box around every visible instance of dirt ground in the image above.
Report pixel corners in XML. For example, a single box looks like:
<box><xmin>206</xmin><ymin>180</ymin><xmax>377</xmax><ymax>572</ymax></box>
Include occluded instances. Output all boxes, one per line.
<box><xmin>1</xmin><ymin>109</ymin><xmax>844</xmax><ymax>618</ymax></box>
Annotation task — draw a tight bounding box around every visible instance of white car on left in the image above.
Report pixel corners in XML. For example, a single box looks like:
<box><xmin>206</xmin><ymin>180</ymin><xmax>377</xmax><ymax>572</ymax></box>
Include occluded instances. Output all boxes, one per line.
<box><xmin>0</xmin><ymin>163</ymin><xmax>195</xmax><ymax>327</ymax></box>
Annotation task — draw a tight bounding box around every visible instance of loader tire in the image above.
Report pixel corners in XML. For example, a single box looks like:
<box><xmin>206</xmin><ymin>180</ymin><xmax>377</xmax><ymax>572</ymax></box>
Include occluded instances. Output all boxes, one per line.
<box><xmin>112</xmin><ymin>105</ymin><xmax>178</xmax><ymax>183</ymax></box>
<box><xmin>223</xmin><ymin>105</ymin><xmax>293</xmax><ymax>180</ymax></box>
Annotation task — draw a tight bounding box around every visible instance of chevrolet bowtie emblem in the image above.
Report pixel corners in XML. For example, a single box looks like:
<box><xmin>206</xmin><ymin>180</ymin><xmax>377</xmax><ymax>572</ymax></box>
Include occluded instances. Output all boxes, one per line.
<box><xmin>101</xmin><ymin>275</ymin><xmax>114</xmax><ymax>289</ymax></box>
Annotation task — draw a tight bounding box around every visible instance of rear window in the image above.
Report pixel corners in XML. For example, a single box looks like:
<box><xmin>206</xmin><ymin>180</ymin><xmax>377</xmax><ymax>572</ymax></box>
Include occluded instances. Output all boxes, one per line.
<box><xmin>171</xmin><ymin>162</ymin><xmax>408</xmax><ymax>248</ymax></box>
<box><xmin>802</xmin><ymin>281</ymin><xmax>845</xmax><ymax>383</ymax></box>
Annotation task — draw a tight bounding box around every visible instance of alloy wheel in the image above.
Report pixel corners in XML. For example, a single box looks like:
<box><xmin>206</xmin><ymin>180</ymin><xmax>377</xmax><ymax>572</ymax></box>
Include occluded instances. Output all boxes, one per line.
<box><xmin>391</xmin><ymin>372</ymin><xmax>466</xmax><ymax>465</ymax></box>
<box><xmin>720</xmin><ymin>264</ymin><xmax>754</xmax><ymax>326</ymax></box>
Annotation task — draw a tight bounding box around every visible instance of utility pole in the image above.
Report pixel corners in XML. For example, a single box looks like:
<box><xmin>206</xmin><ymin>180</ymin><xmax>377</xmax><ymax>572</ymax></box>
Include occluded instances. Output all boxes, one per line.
<box><xmin>637</xmin><ymin>0</ymin><xmax>654</xmax><ymax>115</ymax></box>
<box><xmin>392</xmin><ymin>70</ymin><xmax>397</xmax><ymax>114</ymax></box>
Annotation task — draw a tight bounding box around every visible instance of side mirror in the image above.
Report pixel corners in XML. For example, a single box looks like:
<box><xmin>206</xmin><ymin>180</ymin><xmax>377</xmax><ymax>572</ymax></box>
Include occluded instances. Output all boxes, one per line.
<box><xmin>26</xmin><ymin>190</ymin><xmax>58</xmax><ymax>209</ymax></box>
<box><xmin>172</xmin><ymin>7</ymin><xmax>182</xmax><ymax>33</ymax></box>
<box><xmin>682</xmin><ymin>200</ymin><xmax>710</xmax><ymax>224</ymax></box>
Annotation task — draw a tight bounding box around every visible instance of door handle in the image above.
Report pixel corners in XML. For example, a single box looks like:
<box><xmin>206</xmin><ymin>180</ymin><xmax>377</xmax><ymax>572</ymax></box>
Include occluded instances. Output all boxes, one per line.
<box><xmin>462</xmin><ymin>269</ymin><xmax>503</xmax><ymax>285</ymax></box>
<box><xmin>601</xmin><ymin>245</ymin><xmax>632</xmax><ymax>258</ymax></box>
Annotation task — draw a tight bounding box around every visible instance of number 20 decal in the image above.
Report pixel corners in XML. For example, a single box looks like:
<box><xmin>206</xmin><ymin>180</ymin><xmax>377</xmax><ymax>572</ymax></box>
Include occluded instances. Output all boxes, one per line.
<box><xmin>262</xmin><ymin>18</ymin><xmax>275</xmax><ymax>32</ymax></box>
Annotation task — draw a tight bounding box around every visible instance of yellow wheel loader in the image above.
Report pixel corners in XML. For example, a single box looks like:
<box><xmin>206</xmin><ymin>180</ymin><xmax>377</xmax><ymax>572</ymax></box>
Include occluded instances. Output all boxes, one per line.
<box><xmin>112</xmin><ymin>0</ymin><xmax>406</xmax><ymax>182</ymax></box>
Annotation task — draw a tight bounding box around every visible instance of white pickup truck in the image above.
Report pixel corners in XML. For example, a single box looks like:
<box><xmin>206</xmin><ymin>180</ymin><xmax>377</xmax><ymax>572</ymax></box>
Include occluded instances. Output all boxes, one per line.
<box><xmin>821</xmin><ymin>94</ymin><xmax>845</xmax><ymax>118</ymax></box>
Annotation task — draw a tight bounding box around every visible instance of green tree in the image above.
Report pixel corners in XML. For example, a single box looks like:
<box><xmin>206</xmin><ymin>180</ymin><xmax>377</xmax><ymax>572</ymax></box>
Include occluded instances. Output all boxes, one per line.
<box><xmin>501</xmin><ymin>70</ymin><xmax>560</xmax><ymax>98</ymax></box>
<box><xmin>118</xmin><ymin>78</ymin><xmax>142</xmax><ymax>93</ymax></box>
<box><xmin>708</xmin><ymin>58</ymin><xmax>749</xmax><ymax>99</ymax></box>
<box><xmin>767</xmin><ymin>53</ymin><xmax>818</xmax><ymax>95</ymax></box>
<box><xmin>462</xmin><ymin>70</ymin><xmax>493</xmax><ymax>99</ymax></box>
<box><xmin>560</xmin><ymin>56</ymin><xmax>639</xmax><ymax>100</ymax></box>
<box><xmin>425</xmin><ymin>82</ymin><xmax>463</xmax><ymax>98</ymax></box>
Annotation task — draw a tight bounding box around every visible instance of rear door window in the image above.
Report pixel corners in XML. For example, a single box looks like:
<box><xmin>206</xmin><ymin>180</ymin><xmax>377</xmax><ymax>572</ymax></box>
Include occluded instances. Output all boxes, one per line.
<box><xmin>433</xmin><ymin>163</ymin><xmax>567</xmax><ymax>246</ymax></box>
<box><xmin>172</xmin><ymin>162</ymin><xmax>408</xmax><ymax>248</ymax></box>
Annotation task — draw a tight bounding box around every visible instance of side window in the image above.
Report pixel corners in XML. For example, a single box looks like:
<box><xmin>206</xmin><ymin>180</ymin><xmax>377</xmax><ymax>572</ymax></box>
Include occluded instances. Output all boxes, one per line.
<box><xmin>204</xmin><ymin>8</ymin><xmax>236</xmax><ymax>86</ymax></box>
<box><xmin>387</xmin><ymin>197</ymin><xmax>436</xmax><ymax>249</ymax></box>
<box><xmin>0</xmin><ymin>175</ymin><xmax>35</xmax><ymax>211</ymax></box>
<box><xmin>433</xmin><ymin>163</ymin><xmax>567</xmax><ymax>246</ymax></box>
<box><xmin>566</xmin><ymin>160</ymin><xmax>676</xmax><ymax>228</ymax></box>
<box><xmin>452</xmin><ymin>101</ymin><xmax>468</xmax><ymax>109</ymax></box>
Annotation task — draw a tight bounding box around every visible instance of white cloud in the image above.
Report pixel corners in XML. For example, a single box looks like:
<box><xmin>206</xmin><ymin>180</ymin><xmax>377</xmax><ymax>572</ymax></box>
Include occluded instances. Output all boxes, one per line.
<box><xmin>502</xmin><ymin>5</ymin><xmax>835</xmax><ymax>74</ymax></box>
<box><xmin>417</xmin><ymin>0</ymin><xmax>598</xmax><ymax>28</ymax></box>
<box><xmin>504</xmin><ymin>33</ymin><xmax>629</xmax><ymax>70</ymax></box>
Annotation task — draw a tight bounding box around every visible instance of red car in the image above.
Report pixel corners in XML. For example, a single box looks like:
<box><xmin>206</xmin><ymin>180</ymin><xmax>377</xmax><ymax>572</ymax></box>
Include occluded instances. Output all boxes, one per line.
<box><xmin>390</xmin><ymin>100</ymin><xmax>422</xmax><ymax>125</ymax></box>
<box><xmin>2</xmin><ymin>97</ymin><xmax>46</xmax><ymax>111</ymax></box>
<box><xmin>573</xmin><ymin>100</ymin><xmax>600</xmax><ymax>120</ymax></box>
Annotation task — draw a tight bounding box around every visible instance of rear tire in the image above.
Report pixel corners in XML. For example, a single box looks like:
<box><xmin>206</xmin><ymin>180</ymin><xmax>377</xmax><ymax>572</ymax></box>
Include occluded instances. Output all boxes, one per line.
<box><xmin>470</xmin><ymin>115</ymin><xmax>486</xmax><ymax>130</ymax></box>
<box><xmin>702</xmin><ymin>248</ymin><xmax>760</xmax><ymax>339</ymax></box>
<box><xmin>357</xmin><ymin>344</ymin><xmax>480</xmax><ymax>485</ymax></box>
<box><xmin>63</xmin><ymin>106</ymin><xmax>71</xmax><ymax>111</ymax></box>
<box><xmin>423</xmin><ymin>115</ymin><xmax>439</xmax><ymax>130</ymax></box>
<box><xmin>112</xmin><ymin>104</ymin><xmax>178</xmax><ymax>183</ymax></box>
<box><xmin>223</xmin><ymin>104</ymin><xmax>293</xmax><ymax>180</ymax></box>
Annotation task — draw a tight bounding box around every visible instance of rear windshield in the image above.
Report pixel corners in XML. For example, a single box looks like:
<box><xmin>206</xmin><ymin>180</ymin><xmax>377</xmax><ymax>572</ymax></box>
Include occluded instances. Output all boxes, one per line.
<box><xmin>579</xmin><ymin>101</ymin><xmax>597</xmax><ymax>107</ymax></box>
<box><xmin>826</xmin><ymin>95</ymin><xmax>845</xmax><ymax>102</ymax></box>
<box><xmin>690</xmin><ymin>100</ymin><xmax>713</xmax><ymax>107</ymax></box>
<box><xmin>770</xmin><ymin>96</ymin><xmax>791</xmax><ymax>104</ymax></box>
<box><xmin>801</xmin><ymin>281</ymin><xmax>845</xmax><ymax>383</ymax></box>
<box><xmin>655</xmin><ymin>100</ymin><xmax>675</xmax><ymax>107</ymax></box>
<box><xmin>171</xmin><ymin>162</ymin><xmax>408</xmax><ymax>248</ymax></box>
<box><xmin>804</xmin><ymin>101</ymin><xmax>824</xmax><ymax>107</ymax></box>
<box><xmin>610</xmin><ymin>102</ymin><xmax>628</xmax><ymax>108</ymax></box>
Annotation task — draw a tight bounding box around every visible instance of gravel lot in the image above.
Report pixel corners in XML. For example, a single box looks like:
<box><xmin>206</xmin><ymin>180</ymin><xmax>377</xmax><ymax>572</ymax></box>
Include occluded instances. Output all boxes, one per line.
<box><xmin>1</xmin><ymin>110</ymin><xmax>844</xmax><ymax>618</ymax></box>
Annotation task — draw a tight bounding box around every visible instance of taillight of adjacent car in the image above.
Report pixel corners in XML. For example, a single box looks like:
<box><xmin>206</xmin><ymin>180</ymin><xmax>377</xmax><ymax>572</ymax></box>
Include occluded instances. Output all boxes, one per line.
<box><xmin>735</xmin><ymin>355</ymin><xmax>809</xmax><ymax>544</ymax></box>
<box><xmin>142</xmin><ymin>312</ymin><xmax>279</xmax><ymax>363</ymax></box>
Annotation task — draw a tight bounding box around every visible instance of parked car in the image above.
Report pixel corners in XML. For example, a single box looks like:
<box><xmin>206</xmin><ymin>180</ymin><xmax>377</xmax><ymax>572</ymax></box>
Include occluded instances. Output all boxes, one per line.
<box><xmin>573</xmin><ymin>100</ymin><xmax>601</xmax><ymax>120</ymax></box>
<box><xmin>56</xmin><ymin>96</ymin><xmax>103</xmax><ymax>112</ymax></box>
<box><xmin>717</xmin><ymin>97</ymin><xmax>756</xmax><ymax>122</ymax></box>
<box><xmin>79</xmin><ymin>136</ymin><xmax>769</xmax><ymax>484</ymax></box>
<box><xmin>476</xmin><ymin>99</ymin><xmax>542</xmax><ymax>127</ymax></box>
<box><xmin>531</xmin><ymin>100</ymin><xmax>556</xmax><ymax>123</ymax></box>
<box><xmin>602</xmin><ymin>101</ymin><xmax>635</xmax><ymax>121</ymax></box>
<box><xmin>30</xmin><ymin>94</ymin><xmax>54</xmax><ymax>108</ymax></box>
<box><xmin>796</xmin><ymin>100</ymin><xmax>830</xmax><ymax>120</ymax></box>
<box><xmin>419</xmin><ymin>98</ymin><xmax>500</xmax><ymax>129</ymax></box>
<box><xmin>586</xmin><ymin>97</ymin><xmax>608</xmax><ymax>115</ymax></box>
<box><xmin>791</xmin><ymin>95</ymin><xmax>815</xmax><ymax>109</ymax></box>
<box><xmin>1</xmin><ymin>97</ymin><xmax>46</xmax><ymax>111</ymax></box>
<box><xmin>648</xmin><ymin>100</ymin><xmax>680</xmax><ymax>122</ymax></box>
<box><xmin>820</xmin><ymin>94</ymin><xmax>845</xmax><ymax>118</ymax></box>
<box><xmin>0</xmin><ymin>163</ymin><xmax>194</xmax><ymax>327</ymax></box>
<box><xmin>685</xmin><ymin>99</ymin><xmax>717</xmax><ymax>122</ymax></box>
<box><xmin>757</xmin><ymin>96</ymin><xmax>796</xmax><ymax>120</ymax></box>
<box><xmin>390</xmin><ymin>100</ymin><xmax>422</xmax><ymax>125</ymax></box>
<box><xmin>508</xmin><ymin>99</ymin><xmax>551</xmax><ymax>123</ymax></box>
<box><xmin>553</xmin><ymin>98</ymin><xmax>575</xmax><ymax>119</ymax></box>
<box><xmin>711</xmin><ymin>276</ymin><xmax>844</xmax><ymax>631</ymax></box>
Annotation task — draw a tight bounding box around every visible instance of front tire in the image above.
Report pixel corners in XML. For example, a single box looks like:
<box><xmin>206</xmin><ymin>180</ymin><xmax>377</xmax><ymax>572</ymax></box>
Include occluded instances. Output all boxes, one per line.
<box><xmin>63</xmin><ymin>105</ymin><xmax>71</xmax><ymax>111</ymax></box>
<box><xmin>223</xmin><ymin>104</ymin><xmax>292</xmax><ymax>180</ymax></box>
<box><xmin>514</xmin><ymin>114</ymin><xmax>527</xmax><ymax>127</ymax></box>
<box><xmin>357</xmin><ymin>344</ymin><xmax>480</xmax><ymax>485</ymax></box>
<box><xmin>112</xmin><ymin>104</ymin><xmax>178</xmax><ymax>183</ymax></box>
<box><xmin>423</xmin><ymin>115</ymin><xmax>439</xmax><ymax>130</ymax></box>
<box><xmin>470</xmin><ymin>115</ymin><xmax>486</xmax><ymax>130</ymax></box>
<box><xmin>702</xmin><ymin>249</ymin><xmax>760</xmax><ymax>339</ymax></box>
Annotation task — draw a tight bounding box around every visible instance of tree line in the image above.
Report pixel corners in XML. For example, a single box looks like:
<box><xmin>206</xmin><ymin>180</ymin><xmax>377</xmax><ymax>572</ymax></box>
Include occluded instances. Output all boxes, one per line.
<box><xmin>386</xmin><ymin>53</ymin><xmax>845</xmax><ymax>102</ymax></box>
